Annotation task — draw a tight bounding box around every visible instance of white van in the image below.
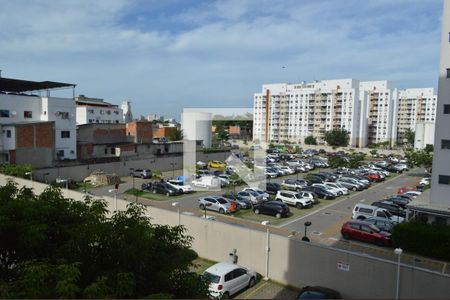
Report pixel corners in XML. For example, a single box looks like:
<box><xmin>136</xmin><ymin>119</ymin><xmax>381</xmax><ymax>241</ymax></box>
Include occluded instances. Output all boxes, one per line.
<box><xmin>352</xmin><ymin>203</ymin><xmax>403</xmax><ymax>223</ymax></box>
<box><xmin>191</xmin><ymin>176</ymin><xmax>221</xmax><ymax>189</ymax></box>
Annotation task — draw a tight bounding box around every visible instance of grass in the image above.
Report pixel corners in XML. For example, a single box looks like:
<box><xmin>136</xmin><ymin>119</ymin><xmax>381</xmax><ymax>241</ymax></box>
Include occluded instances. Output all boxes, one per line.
<box><xmin>190</xmin><ymin>257</ymin><xmax>217</xmax><ymax>275</ymax></box>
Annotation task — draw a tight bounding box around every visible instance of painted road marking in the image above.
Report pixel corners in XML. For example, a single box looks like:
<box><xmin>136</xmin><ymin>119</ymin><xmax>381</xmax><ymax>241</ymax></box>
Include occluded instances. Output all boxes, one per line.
<box><xmin>243</xmin><ymin>281</ymin><xmax>269</xmax><ymax>299</ymax></box>
<box><xmin>359</xmin><ymin>198</ymin><xmax>366</xmax><ymax>202</ymax></box>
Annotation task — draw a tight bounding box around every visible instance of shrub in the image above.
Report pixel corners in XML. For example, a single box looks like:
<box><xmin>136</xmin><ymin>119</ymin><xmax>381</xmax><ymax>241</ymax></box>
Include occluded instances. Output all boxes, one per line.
<box><xmin>392</xmin><ymin>222</ymin><xmax>450</xmax><ymax>261</ymax></box>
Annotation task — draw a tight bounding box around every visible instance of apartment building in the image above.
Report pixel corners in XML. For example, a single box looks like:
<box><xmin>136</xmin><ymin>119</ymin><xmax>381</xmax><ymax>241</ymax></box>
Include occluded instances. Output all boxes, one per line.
<box><xmin>75</xmin><ymin>95</ymin><xmax>123</xmax><ymax>125</ymax></box>
<box><xmin>0</xmin><ymin>77</ymin><xmax>77</xmax><ymax>165</ymax></box>
<box><xmin>397</xmin><ymin>88</ymin><xmax>437</xmax><ymax>145</ymax></box>
<box><xmin>254</xmin><ymin>79</ymin><xmax>367</xmax><ymax>147</ymax></box>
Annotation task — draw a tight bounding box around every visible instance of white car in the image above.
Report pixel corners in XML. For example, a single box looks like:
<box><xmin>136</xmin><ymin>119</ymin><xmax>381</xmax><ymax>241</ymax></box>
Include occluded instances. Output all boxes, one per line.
<box><xmin>279</xmin><ymin>166</ymin><xmax>295</xmax><ymax>175</ymax></box>
<box><xmin>203</xmin><ymin>262</ymin><xmax>257</xmax><ymax>298</ymax></box>
<box><xmin>419</xmin><ymin>177</ymin><xmax>431</xmax><ymax>186</ymax></box>
<box><xmin>243</xmin><ymin>187</ymin><xmax>269</xmax><ymax>200</ymax></box>
<box><xmin>323</xmin><ymin>182</ymin><xmax>349</xmax><ymax>195</ymax></box>
<box><xmin>275</xmin><ymin>190</ymin><xmax>314</xmax><ymax>209</ymax></box>
<box><xmin>167</xmin><ymin>179</ymin><xmax>193</xmax><ymax>193</ymax></box>
<box><xmin>402</xmin><ymin>190</ymin><xmax>422</xmax><ymax>197</ymax></box>
<box><xmin>217</xmin><ymin>174</ymin><xmax>231</xmax><ymax>186</ymax></box>
<box><xmin>191</xmin><ymin>176</ymin><xmax>221</xmax><ymax>189</ymax></box>
<box><xmin>196</xmin><ymin>161</ymin><xmax>207</xmax><ymax>168</ymax></box>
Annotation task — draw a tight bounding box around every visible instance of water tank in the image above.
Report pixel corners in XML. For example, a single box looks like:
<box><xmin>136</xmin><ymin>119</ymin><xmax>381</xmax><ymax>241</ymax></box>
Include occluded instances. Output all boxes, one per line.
<box><xmin>182</xmin><ymin>111</ymin><xmax>212</xmax><ymax>148</ymax></box>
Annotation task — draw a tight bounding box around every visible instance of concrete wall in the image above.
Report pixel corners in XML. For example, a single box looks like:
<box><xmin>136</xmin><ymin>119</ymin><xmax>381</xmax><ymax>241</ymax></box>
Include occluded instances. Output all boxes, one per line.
<box><xmin>33</xmin><ymin>150</ymin><xmax>230</xmax><ymax>182</ymax></box>
<box><xmin>1</xmin><ymin>174</ymin><xmax>449</xmax><ymax>299</ymax></box>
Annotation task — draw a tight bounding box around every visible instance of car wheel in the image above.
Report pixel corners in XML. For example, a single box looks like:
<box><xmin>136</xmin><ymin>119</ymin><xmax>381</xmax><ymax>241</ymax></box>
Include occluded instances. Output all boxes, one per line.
<box><xmin>275</xmin><ymin>212</ymin><xmax>282</xmax><ymax>219</ymax></box>
<box><xmin>296</xmin><ymin>188</ymin><xmax>301</xmax><ymax>192</ymax></box>
<box><xmin>248</xmin><ymin>277</ymin><xmax>256</xmax><ymax>288</ymax></box>
<box><xmin>179</xmin><ymin>189</ymin><xmax>183</xmax><ymax>193</ymax></box>
<box><xmin>219</xmin><ymin>208</ymin><xmax>225</xmax><ymax>214</ymax></box>
<box><xmin>342</xmin><ymin>233</ymin><xmax>351</xmax><ymax>240</ymax></box>
<box><xmin>296</xmin><ymin>203</ymin><xmax>303</xmax><ymax>209</ymax></box>
<box><xmin>352</xmin><ymin>187</ymin><xmax>357</xmax><ymax>191</ymax></box>
<box><xmin>152</xmin><ymin>189</ymin><xmax>157</xmax><ymax>194</ymax></box>
<box><xmin>222</xmin><ymin>292</ymin><xmax>230</xmax><ymax>299</ymax></box>
<box><xmin>166</xmin><ymin>192</ymin><xmax>170</xmax><ymax>196</ymax></box>
<box><xmin>199</xmin><ymin>204</ymin><xmax>205</xmax><ymax>210</ymax></box>
<box><xmin>254</xmin><ymin>209</ymin><xmax>260</xmax><ymax>215</ymax></box>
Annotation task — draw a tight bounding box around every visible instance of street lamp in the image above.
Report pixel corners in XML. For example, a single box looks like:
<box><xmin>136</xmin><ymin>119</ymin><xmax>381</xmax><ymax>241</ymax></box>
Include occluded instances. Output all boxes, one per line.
<box><xmin>394</xmin><ymin>248</ymin><xmax>403</xmax><ymax>299</ymax></box>
<box><xmin>172</xmin><ymin>202</ymin><xmax>180</xmax><ymax>226</ymax></box>
<box><xmin>261</xmin><ymin>220</ymin><xmax>270</xmax><ymax>281</ymax></box>
<box><xmin>170</xmin><ymin>162</ymin><xmax>176</xmax><ymax>178</ymax></box>
<box><xmin>129</xmin><ymin>168</ymin><xmax>137</xmax><ymax>203</ymax></box>
<box><xmin>25</xmin><ymin>171</ymin><xmax>33</xmax><ymax>188</ymax></box>
<box><xmin>203</xmin><ymin>202</ymin><xmax>212</xmax><ymax>219</ymax></box>
<box><xmin>302</xmin><ymin>221</ymin><xmax>312</xmax><ymax>242</ymax></box>
<box><xmin>108</xmin><ymin>189</ymin><xmax>118</xmax><ymax>211</ymax></box>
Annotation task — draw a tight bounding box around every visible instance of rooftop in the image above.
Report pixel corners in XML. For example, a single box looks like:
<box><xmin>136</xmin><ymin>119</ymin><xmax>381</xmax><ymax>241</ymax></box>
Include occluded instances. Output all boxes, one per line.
<box><xmin>0</xmin><ymin>77</ymin><xmax>76</xmax><ymax>93</ymax></box>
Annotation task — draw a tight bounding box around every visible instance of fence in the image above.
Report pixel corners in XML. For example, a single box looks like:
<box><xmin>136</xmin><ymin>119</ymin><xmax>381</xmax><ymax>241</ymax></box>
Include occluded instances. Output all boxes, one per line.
<box><xmin>1</xmin><ymin>175</ymin><xmax>449</xmax><ymax>299</ymax></box>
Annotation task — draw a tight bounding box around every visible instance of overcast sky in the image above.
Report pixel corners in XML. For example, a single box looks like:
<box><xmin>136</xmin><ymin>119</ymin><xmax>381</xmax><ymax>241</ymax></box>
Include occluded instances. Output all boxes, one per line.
<box><xmin>0</xmin><ymin>0</ymin><xmax>443</xmax><ymax>120</ymax></box>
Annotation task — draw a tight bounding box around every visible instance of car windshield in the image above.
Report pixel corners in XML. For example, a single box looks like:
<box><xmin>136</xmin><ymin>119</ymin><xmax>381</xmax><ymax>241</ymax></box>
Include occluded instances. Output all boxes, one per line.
<box><xmin>202</xmin><ymin>272</ymin><xmax>220</xmax><ymax>284</ymax></box>
<box><xmin>384</xmin><ymin>210</ymin><xmax>393</xmax><ymax>217</ymax></box>
<box><xmin>170</xmin><ymin>181</ymin><xmax>182</xmax><ymax>186</ymax></box>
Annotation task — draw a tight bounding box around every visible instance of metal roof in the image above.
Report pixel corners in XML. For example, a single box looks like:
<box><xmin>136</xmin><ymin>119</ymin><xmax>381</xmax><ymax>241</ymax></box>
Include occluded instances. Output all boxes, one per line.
<box><xmin>0</xmin><ymin>77</ymin><xmax>76</xmax><ymax>92</ymax></box>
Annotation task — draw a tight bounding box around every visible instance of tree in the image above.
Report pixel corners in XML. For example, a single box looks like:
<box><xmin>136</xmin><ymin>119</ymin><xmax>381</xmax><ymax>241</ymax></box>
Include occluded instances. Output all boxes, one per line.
<box><xmin>323</xmin><ymin>129</ymin><xmax>349</xmax><ymax>147</ymax></box>
<box><xmin>215</xmin><ymin>124</ymin><xmax>229</xmax><ymax>144</ymax></box>
<box><xmin>404</xmin><ymin>128</ymin><xmax>415</xmax><ymax>146</ymax></box>
<box><xmin>370</xmin><ymin>149</ymin><xmax>378</xmax><ymax>157</ymax></box>
<box><xmin>167</xmin><ymin>129</ymin><xmax>183</xmax><ymax>141</ymax></box>
<box><xmin>0</xmin><ymin>181</ymin><xmax>209</xmax><ymax>299</ymax></box>
<box><xmin>328</xmin><ymin>156</ymin><xmax>348</xmax><ymax>168</ymax></box>
<box><xmin>304</xmin><ymin>136</ymin><xmax>317</xmax><ymax>145</ymax></box>
<box><xmin>404</xmin><ymin>148</ymin><xmax>433</xmax><ymax>172</ymax></box>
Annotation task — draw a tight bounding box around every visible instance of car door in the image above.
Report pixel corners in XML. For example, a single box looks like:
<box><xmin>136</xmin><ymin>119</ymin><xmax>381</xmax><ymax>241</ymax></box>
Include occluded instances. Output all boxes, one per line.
<box><xmin>281</xmin><ymin>192</ymin><xmax>293</xmax><ymax>205</ymax></box>
<box><xmin>360</xmin><ymin>225</ymin><xmax>375</xmax><ymax>243</ymax></box>
<box><xmin>223</xmin><ymin>270</ymin><xmax>235</xmax><ymax>295</ymax></box>
<box><xmin>232</xmin><ymin>268</ymin><xmax>249</xmax><ymax>293</ymax></box>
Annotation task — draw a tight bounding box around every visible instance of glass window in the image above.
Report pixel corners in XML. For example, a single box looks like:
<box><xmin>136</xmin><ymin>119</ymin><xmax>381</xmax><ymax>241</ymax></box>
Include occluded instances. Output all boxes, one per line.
<box><xmin>224</xmin><ymin>271</ymin><xmax>234</xmax><ymax>282</ymax></box>
<box><xmin>24</xmin><ymin>111</ymin><xmax>32</xmax><ymax>118</ymax></box>
<box><xmin>447</xmin><ymin>68</ymin><xmax>450</xmax><ymax>78</ymax></box>
<box><xmin>203</xmin><ymin>272</ymin><xmax>220</xmax><ymax>284</ymax></box>
<box><xmin>6</xmin><ymin>130</ymin><xmax>11</xmax><ymax>138</ymax></box>
<box><xmin>0</xmin><ymin>110</ymin><xmax>10</xmax><ymax>118</ymax></box>
<box><xmin>438</xmin><ymin>175</ymin><xmax>450</xmax><ymax>185</ymax></box>
<box><xmin>444</xmin><ymin>104</ymin><xmax>450</xmax><ymax>114</ymax></box>
<box><xmin>61</xmin><ymin>131</ymin><xmax>70</xmax><ymax>138</ymax></box>
<box><xmin>442</xmin><ymin>140</ymin><xmax>450</xmax><ymax>149</ymax></box>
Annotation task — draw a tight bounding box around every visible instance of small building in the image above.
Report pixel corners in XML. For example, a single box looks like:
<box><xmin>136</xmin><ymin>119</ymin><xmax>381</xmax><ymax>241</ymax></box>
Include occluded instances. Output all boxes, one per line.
<box><xmin>414</xmin><ymin>122</ymin><xmax>435</xmax><ymax>150</ymax></box>
<box><xmin>75</xmin><ymin>95</ymin><xmax>123</xmax><ymax>125</ymax></box>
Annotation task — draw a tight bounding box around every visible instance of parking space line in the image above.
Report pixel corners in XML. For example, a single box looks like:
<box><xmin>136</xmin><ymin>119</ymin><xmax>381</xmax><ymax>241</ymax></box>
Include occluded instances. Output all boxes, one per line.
<box><xmin>243</xmin><ymin>281</ymin><xmax>269</xmax><ymax>299</ymax></box>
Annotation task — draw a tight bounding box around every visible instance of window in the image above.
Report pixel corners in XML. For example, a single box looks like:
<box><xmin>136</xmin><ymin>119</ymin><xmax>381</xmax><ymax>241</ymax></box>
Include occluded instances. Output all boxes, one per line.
<box><xmin>110</xmin><ymin>148</ymin><xmax>116</xmax><ymax>155</ymax></box>
<box><xmin>61</xmin><ymin>131</ymin><xmax>70</xmax><ymax>138</ymax></box>
<box><xmin>224</xmin><ymin>271</ymin><xmax>234</xmax><ymax>282</ymax></box>
<box><xmin>56</xmin><ymin>150</ymin><xmax>64</xmax><ymax>157</ymax></box>
<box><xmin>447</xmin><ymin>68</ymin><xmax>450</xmax><ymax>78</ymax></box>
<box><xmin>24</xmin><ymin>111</ymin><xmax>32</xmax><ymax>118</ymax></box>
<box><xmin>60</xmin><ymin>112</ymin><xmax>69</xmax><ymax>119</ymax></box>
<box><xmin>438</xmin><ymin>175</ymin><xmax>450</xmax><ymax>185</ymax></box>
<box><xmin>349</xmin><ymin>223</ymin><xmax>360</xmax><ymax>230</ymax></box>
<box><xmin>444</xmin><ymin>104</ymin><xmax>450</xmax><ymax>114</ymax></box>
<box><xmin>104</xmin><ymin>148</ymin><xmax>108</xmax><ymax>155</ymax></box>
<box><xmin>6</xmin><ymin>130</ymin><xmax>11</xmax><ymax>138</ymax></box>
<box><xmin>442</xmin><ymin>140</ymin><xmax>450</xmax><ymax>149</ymax></box>
<box><xmin>0</xmin><ymin>110</ymin><xmax>10</xmax><ymax>118</ymax></box>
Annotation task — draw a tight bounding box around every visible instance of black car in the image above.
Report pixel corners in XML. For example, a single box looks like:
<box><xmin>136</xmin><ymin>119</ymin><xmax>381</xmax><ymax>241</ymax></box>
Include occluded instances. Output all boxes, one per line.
<box><xmin>222</xmin><ymin>193</ymin><xmax>252</xmax><ymax>209</ymax></box>
<box><xmin>383</xmin><ymin>196</ymin><xmax>410</xmax><ymax>209</ymax></box>
<box><xmin>316</xmin><ymin>172</ymin><xmax>338</xmax><ymax>182</ymax></box>
<box><xmin>371</xmin><ymin>201</ymin><xmax>406</xmax><ymax>218</ymax></box>
<box><xmin>264</xmin><ymin>182</ymin><xmax>282</xmax><ymax>194</ymax></box>
<box><xmin>296</xmin><ymin>286</ymin><xmax>342</xmax><ymax>299</ymax></box>
<box><xmin>151</xmin><ymin>182</ymin><xmax>181</xmax><ymax>196</ymax></box>
<box><xmin>305</xmin><ymin>174</ymin><xmax>325</xmax><ymax>185</ymax></box>
<box><xmin>303</xmin><ymin>186</ymin><xmax>336</xmax><ymax>200</ymax></box>
<box><xmin>141</xmin><ymin>182</ymin><xmax>153</xmax><ymax>191</ymax></box>
<box><xmin>253</xmin><ymin>201</ymin><xmax>290</xmax><ymax>218</ymax></box>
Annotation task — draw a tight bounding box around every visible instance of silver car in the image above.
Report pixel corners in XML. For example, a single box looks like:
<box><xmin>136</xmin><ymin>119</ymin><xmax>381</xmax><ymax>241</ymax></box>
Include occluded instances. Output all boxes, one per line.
<box><xmin>198</xmin><ymin>196</ymin><xmax>230</xmax><ymax>214</ymax></box>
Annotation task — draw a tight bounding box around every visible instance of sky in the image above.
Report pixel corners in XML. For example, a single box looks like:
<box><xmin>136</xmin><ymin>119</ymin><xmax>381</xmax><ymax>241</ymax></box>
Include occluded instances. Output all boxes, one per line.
<box><xmin>0</xmin><ymin>0</ymin><xmax>444</xmax><ymax>120</ymax></box>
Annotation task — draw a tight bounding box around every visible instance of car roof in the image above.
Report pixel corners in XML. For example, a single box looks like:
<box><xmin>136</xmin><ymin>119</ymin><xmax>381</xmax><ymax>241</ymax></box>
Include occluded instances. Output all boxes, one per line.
<box><xmin>204</xmin><ymin>262</ymin><xmax>240</xmax><ymax>275</ymax></box>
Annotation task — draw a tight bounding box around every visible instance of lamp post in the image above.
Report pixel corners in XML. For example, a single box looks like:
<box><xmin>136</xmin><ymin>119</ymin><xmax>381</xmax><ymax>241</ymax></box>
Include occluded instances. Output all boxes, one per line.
<box><xmin>261</xmin><ymin>220</ymin><xmax>270</xmax><ymax>281</ymax></box>
<box><xmin>394</xmin><ymin>248</ymin><xmax>403</xmax><ymax>299</ymax></box>
<box><xmin>302</xmin><ymin>221</ymin><xmax>312</xmax><ymax>242</ymax></box>
<box><xmin>170</xmin><ymin>162</ymin><xmax>176</xmax><ymax>178</ymax></box>
<box><xmin>172</xmin><ymin>202</ymin><xmax>180</xmax><ymax>226</ymax></box>
<box><xmin>43</xmin><ymin>172</ymin><xmax>50</xmax><ymax>184</ymax></box>
<box><xmin>109</xmin><ymin>188</ymin><xmax>118</xmax><ymax>211</ymax></box>
<box><xmin>129</xmin><ymin>168</ymin><xmax>137</xmax><ymax>203</ymax></box>
<box><xmin>25</xmin><ymin>171</ymin><xmax>33</xmax><ymax>188</ymax></box>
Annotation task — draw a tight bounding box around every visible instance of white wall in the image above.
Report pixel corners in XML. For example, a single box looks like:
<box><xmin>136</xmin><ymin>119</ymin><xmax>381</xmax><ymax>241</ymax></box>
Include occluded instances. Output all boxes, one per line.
<box><xmin>415</xmin><ymin>122</ymin><xmax>435</xmax><ymax>150</ymax></box>
<box><xmin>76</xmin><ymin>106</ymin><xmax>123</xmax><ymax>125</ymax></box>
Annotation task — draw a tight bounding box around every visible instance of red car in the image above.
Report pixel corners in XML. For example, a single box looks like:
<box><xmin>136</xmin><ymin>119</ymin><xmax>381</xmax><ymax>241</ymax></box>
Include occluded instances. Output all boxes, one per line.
<box><xmin>341</xmin><ymin>220</ymin><xmax>392</xmax><ymax>246</ymax></box>
<box><xmin>362</xmin><ymin>172</ymin><xmax>382</xmax><ymax>182</ymax></box>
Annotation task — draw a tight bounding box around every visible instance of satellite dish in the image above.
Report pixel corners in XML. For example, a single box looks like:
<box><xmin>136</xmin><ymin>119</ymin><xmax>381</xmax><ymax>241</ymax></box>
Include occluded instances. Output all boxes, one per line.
<box><xmin>11</xmin><ymin>111</ymin><xmax>17</xmax><ymax>116</ymax></box>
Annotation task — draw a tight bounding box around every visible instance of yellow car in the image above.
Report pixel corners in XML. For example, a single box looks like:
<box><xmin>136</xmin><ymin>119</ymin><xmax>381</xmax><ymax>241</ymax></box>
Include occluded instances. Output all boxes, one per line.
<box><xmin>208</xmin><ymin>160</ymin><xmax>226</xmax><ymax>170</ymax></box>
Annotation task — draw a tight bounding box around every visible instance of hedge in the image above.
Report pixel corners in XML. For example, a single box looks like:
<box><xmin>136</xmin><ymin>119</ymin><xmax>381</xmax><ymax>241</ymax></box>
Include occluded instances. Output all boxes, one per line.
<box><xmin>392</xmin><ymin>222</ymin><xmax>450</xmax><ymax>261</ymax></box>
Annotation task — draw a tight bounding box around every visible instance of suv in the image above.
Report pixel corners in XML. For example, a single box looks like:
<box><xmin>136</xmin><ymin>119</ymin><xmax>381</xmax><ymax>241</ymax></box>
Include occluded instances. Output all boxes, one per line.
<box><xmin>264</xmin><ymin>182</ymin><xmax>281</xmax><ymax>194</ymax></box>
<box><xmin>341</xmin><ymin>220</ymin><xmax>392</xmax><ymax>247</ymax></box>
<box><xmin>352</xmin><ymin>203</ymin><xmax>401</xmax><ymax>223</ymax></box>
<box><xmin>151</xmin><ymin>182</ymin><xmax>181</xmax><ymax>196</ymax></box>
<box><xmin>253</xmin><ymin>201</ymin><xmax>290</xmax><ymax>218</ymax></box>
<box><xmin>199</xmin><ymin>196</ymin><xmax>230</xmax><ymax>214</ymax></box>
<box><xmin>305</xmin><ymin>174</ymin><xmax>324</xmax><ymax>185</ymax></box>
<box><xmin>130</xmin><ymin>168</ymin><xmax>152</xmax><ymax>179</ymax></box>
<box><xmin>275</xmin><ymin>191</ymin><xmax>314</xmax><ymax>209</ymax></box>
<box><xmin>303</xmin><ymin>186</ymin><xmax>336</xmax><ymax>200</ymax></box>
<box><xmin>371</xmin><ymin>201</ymin><xmax>406</xmax><ymax>218</ymax></box>
<box><xmin>281</xmin><ymin>179</ymin><xmax>308</xmax><ymax>191</ymax></box>
<box><xmin>166</xmin><ymin>179</ymin><xmax>193</xmax><ymax>193</ymax></box>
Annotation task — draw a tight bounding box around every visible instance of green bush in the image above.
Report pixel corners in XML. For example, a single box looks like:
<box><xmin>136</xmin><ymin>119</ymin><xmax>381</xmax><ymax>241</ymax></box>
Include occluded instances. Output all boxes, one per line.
<box><xmin>392</xmin><ymin>222</ymin><xmax>450</xmax><ymax>261</ymax></box>
<box><xmin>0</xmin><ymin>164</ymin><xmax>33</xmax><ymax>178</ymax></box>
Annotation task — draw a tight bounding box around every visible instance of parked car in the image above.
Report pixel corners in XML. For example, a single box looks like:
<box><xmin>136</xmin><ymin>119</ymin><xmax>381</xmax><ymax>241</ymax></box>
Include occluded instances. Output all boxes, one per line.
<box><xmin>312</xmin><ymin>183</ymin><xmax>341</xmax><ymax>196</ymax></box>
<box><xmin>192</xmin><ymin>176</ymin><xmax>221</xmax><ymax>189</ymax></box>
<box><xmin>208</xmin><ymin>160</ymin><xmax>227</xmax><ymax>170</ymax></box>
<box><xmin>296</xmin><ymin>286</ymin><xmax>342</xmax><ymax>299</ymax></box>
<box><xmin>297</xmin><ymin>190</ymin><xmax>319</xmax><ymax>204</ymax></box>
<box><xmin>401</xmin><ymin>190</ymin><xmax>422</xmax><ymax>197</ymax></box>
<box><xmin>323</xmin><ymin>182</ymin><xmax>349</xmax><ymax>195</ymax></box>
<box><xmin>336</xmin><ymin>178</ymin><xmax>362</xmax><ymax>191</ymax></box>
<box><xmin>264</xmin><ymin>182</ymin><xmax>282</xmax><ymax>194</ymax></box>
<box><xmin>419</xmin><ymin>177</ymin><xmax>431</xmax><ymax>186</ymax></box>
<box><xmin>383</xmin><ymin>196</ymin><xmax>410</xmax><ymax>208</ymax></box>
<box><xmin>364</xmin><ymin>217</ymin><xmax>395</xmax><ymax>233</ymax></box>
<box><xmin>166</xmin><ymin>179</ymin><xmax>193</xmax><ymax>193</ymax></box>
<box><xmin>305</xmin><ymin>174</ymin><xmax>325</xmax><ymax>185</ymax></box>
<box><xmin>151</xmin><ymin>182</ymin><xmax>181</xmax><ymax>196</ymax></box>
<box><xmin>242</xmin><ymin>187</ymin><xmax>269</xmax><ymax>200</ymax></box>
<box><xmin>341</xmin><ymin>220</ymin><xmax>392</xmax><ymax>246</ymax></box>
<box><xmin>352</xmin><ymin>203</ymin><xmax>402</xmax><ymax>223</ymax></box>
<box><xmin>303</xmin><ymin>186</ymin><xmax>336</xmax><ymax>200</ymax></box>
<box><xmin>203</xmin><ymin>262</ymin><xmax>257</xmax><ymax>298</ymax></box>
<box><xmin>253</xmin><ymin>201</ymin><xmax>290</xmax><ymax>218</ymax></box>
<box><xmin>217</xmin><ymin>174</ymin><xmax>231</xmax><ymax>186</ymax></box>
<box><xmin>264</xmin><ymin>168</ymin><xmax>279</xmax><ymax>178</ymax></box>
<box><xmin>222</xmin><ymin>193</ymin><xmax>252</xmax><ymax>209</ymax></box>
<box><xmin>282</xmin><ymin>179</ymin><xmax>308</xmax><ymax>191</ymax></box>
<box><xmin>341</xmin><ymin>176</ymin><xmax>368</xmax><ymax>189</ymax></box>
<box><xmin>199</xmin><ymin>196</ymin><xmax>230</xmax><ymax>214</ymax></box>
<box><xmin>237</xmin><ymin>190</ymin><xmax>263</xmax><ymax>204</ymax></box>
<box><xmin>130</xmin><ymin>168</ymin><xmax>152</xmax><ymax>179</ymax></box>
<box><xmin>371</xmin><ymin>201</ymin><xmax>406</xmax><ymax>218</ymax></box>
<box><xmin>275</xmin><ymin>191</ymin><xmax>314</xmax><ymax>209</ymax></box>
<box><xmin>279</xmin><ymin>166</ymin><xmax>295</xmax><ymax>175</ymax></box>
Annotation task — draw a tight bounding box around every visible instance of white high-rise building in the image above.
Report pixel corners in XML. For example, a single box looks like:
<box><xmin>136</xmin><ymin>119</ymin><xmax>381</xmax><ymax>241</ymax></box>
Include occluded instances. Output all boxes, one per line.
<box><xmin>397</xmin><ymin>88</ymin><xmax>437</xmax><ymax>145</ymax></box>
<box><xmin>427</xmin><ymin>0</ymin><xmax>450</xmax><ymax>223</ymax></box>
<box><xmin>121</xmin><ymin>101</ymin><xmax>133</xmax><ymax>123</ymax></box>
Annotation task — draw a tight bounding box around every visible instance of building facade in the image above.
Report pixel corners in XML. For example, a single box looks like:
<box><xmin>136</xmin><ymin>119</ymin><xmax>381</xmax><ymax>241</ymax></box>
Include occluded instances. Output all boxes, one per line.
<box><xmin>397</xmin><ymin>88</ymin><xmax>437</xmax><ymax>145</ymax></box>
<box><xmin>75</xmin><ymin>95</ymin><xmax>123</xmax><ymax>125</ymax></box>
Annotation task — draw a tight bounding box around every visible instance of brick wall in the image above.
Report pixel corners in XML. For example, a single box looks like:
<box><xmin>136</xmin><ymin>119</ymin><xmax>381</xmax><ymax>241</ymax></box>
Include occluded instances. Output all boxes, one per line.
<box><xmin>126</xmin><ymin>121</ymin><xmax>153</xmax><ymax>143</ymax></box>
<box><xmin>153</xmin><ymin>127</ymin><xmax>176</xmax><ymax>139</ymax></box>
<box><xmin>16</xmin><ymin>122</ymin><xmax>54</xmax><ymax>148</ymax></box>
